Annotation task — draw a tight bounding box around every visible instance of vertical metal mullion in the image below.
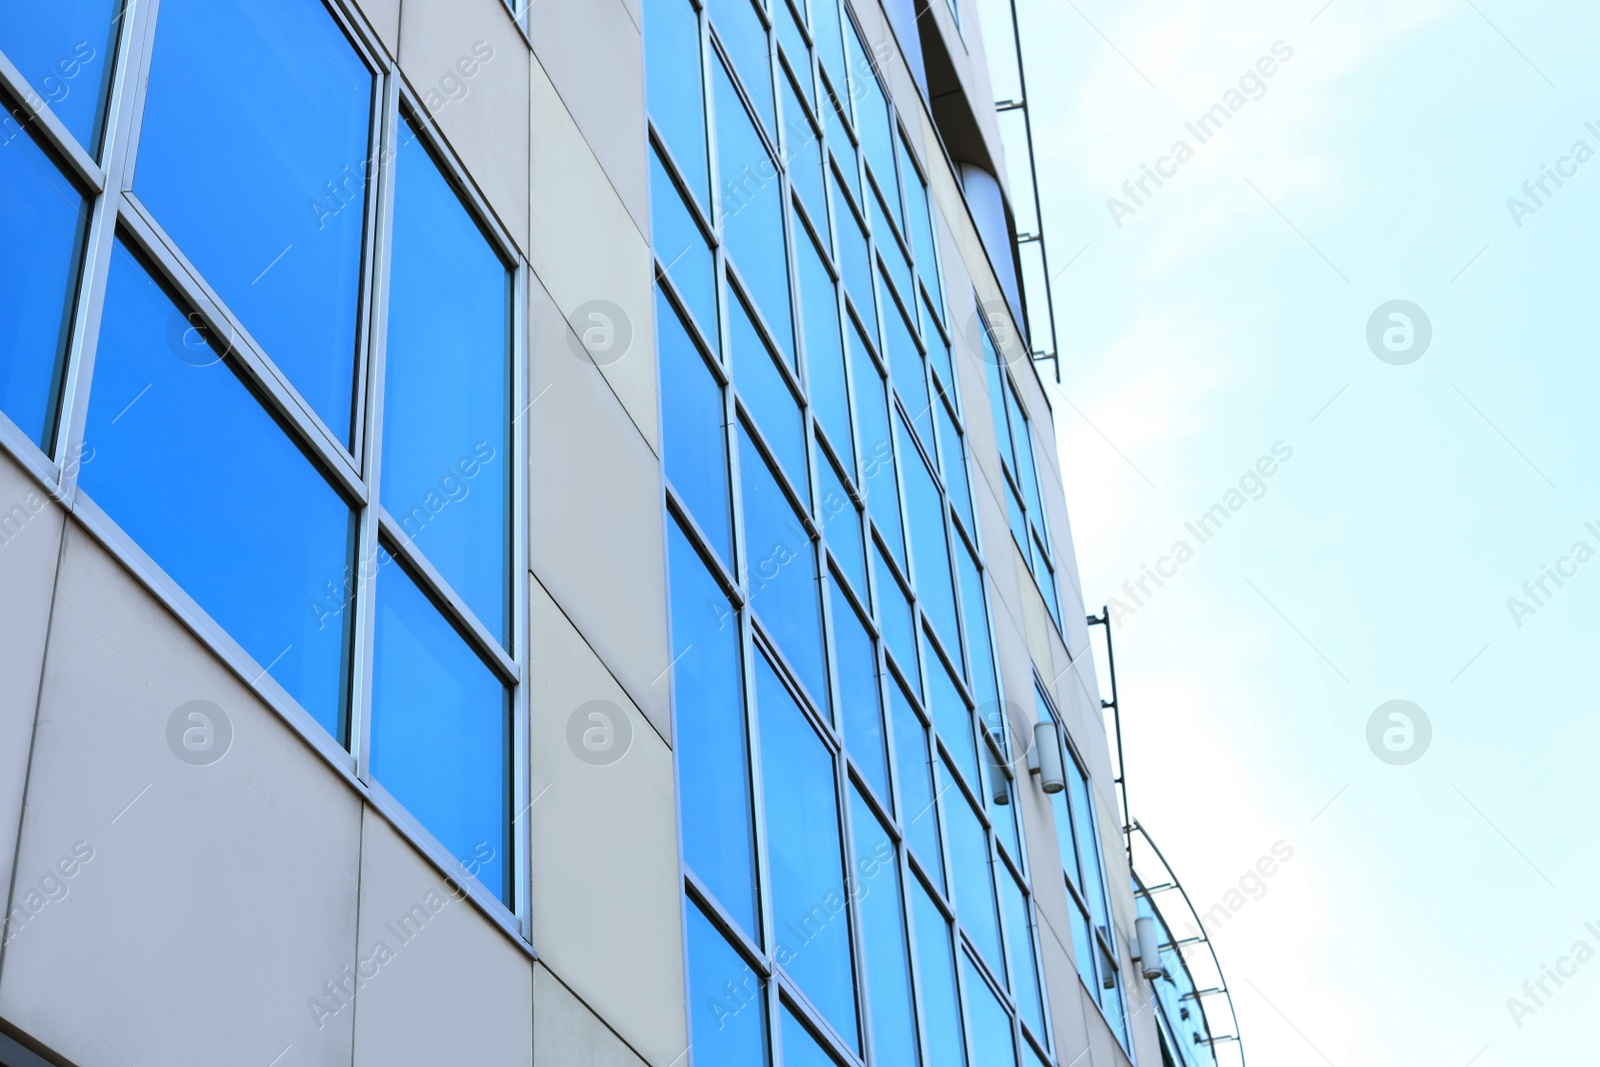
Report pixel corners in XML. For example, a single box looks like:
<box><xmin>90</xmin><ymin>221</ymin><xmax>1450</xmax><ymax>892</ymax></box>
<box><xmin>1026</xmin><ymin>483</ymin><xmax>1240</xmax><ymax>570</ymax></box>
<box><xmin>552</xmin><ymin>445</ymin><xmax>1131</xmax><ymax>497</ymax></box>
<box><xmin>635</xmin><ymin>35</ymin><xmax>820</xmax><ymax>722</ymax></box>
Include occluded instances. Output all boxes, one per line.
<box><xmin>510</xmin><ymin>258</ymin><xmax>531</xmax><ymax>935</ymax></box>
<box><xmin>52</xmin><ymin>0</ymin><xmax>162</xmax><ymax>495</ymax></box>
<box><xmin>349</xmin><ymin>73</ymin><xmax>401</xmax><ymax>781</ymax></box>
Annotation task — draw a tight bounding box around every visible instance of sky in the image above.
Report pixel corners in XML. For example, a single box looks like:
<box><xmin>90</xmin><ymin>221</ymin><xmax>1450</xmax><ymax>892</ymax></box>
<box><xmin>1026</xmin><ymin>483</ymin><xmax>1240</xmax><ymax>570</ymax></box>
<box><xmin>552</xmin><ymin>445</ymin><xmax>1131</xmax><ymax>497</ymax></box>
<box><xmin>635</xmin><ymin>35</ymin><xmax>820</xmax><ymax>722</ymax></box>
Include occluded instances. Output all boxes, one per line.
<box><xmin>1004</xmin><ymin>0</ymin><xmax>1600</xmax><ymax>1062</ymax></box>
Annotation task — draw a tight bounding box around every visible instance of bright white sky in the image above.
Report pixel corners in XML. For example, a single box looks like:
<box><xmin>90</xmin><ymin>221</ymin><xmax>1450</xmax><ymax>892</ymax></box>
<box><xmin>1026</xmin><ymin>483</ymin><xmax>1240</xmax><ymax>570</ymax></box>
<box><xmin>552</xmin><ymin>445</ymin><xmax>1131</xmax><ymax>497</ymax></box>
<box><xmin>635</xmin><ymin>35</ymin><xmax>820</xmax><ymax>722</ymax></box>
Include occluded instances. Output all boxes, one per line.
<box><xmin>1010</xmin><ymin>0</ymin><xmax>1600</xmax><ymax>1062</ymax></box>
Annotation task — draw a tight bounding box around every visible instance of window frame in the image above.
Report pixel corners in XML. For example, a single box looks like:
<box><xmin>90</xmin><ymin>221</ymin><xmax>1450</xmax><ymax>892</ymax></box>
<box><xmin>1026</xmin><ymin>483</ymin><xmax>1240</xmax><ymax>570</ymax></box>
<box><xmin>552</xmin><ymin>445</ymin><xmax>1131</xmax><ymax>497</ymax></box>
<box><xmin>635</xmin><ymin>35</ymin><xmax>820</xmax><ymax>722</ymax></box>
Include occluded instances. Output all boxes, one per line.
<box><xmin>0</xmin><ymin>0</ymin><xmax>533</xmax><ymax>946</ymax></box>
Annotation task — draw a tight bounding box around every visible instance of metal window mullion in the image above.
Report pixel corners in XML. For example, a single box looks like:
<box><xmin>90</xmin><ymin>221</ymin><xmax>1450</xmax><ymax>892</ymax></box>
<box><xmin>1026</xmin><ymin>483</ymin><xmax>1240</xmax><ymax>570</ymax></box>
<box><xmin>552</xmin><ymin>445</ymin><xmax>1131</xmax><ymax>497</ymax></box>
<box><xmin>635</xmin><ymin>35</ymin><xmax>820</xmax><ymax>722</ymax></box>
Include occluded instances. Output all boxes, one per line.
<box><xmin>52</xmin><ymin>0</ymin><xmax>162</xmax><ymax>495</ymax></box>
<box><xmin>509</xmin><ymin>257</ymin><xmax>531</xmax><ymax>935</ymax></box>
<box><xmin>350</xmin><ymin>71</ymin><xmax>401</xmax><ymax>785</ymax></box>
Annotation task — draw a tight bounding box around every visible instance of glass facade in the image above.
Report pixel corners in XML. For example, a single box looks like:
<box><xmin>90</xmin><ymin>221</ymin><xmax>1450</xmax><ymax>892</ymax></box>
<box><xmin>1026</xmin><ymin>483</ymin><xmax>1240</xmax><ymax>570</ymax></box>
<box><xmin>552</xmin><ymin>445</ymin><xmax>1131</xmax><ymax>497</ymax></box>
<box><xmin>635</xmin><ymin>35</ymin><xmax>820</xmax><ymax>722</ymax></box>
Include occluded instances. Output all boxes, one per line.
<box><xmin>0</xmin><ymin>0</ymin><xmax>523</xmax><ymax>913</ymax></box>
<box><xmin>648</xmin><ymin>0</ymin><xmax>1055</xmax><ymax>1063</ymax></box>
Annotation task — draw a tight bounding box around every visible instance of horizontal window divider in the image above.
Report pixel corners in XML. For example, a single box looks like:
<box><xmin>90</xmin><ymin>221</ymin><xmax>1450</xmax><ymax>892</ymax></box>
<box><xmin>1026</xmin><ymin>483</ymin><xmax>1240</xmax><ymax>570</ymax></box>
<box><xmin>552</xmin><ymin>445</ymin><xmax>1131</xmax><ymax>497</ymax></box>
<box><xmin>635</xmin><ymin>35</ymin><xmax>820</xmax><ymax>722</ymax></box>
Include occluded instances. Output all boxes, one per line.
<box><xmin>683</xmin><ymin>868</ymin><xmax>771</xmax><ymax>977</ymax></box>
<box><xmin>705</xmin><ymin>25</ymin><xmax>782</xmax><ymax>166</ymax></box>
<box><xmin>664</xmin><ymin>488</ymin><xmax>747</xmax><ymax>606</ymax></box>
<box><xmin>824</xmin><ymin>559</ymin><xmax>877</xmax><ymax>641</ymax></box>
<box><xmin>908</xmin><ymin>849</ymin><xmax>955</xmax><ymax>920</ymax></box>
<box><xmin>114</xmin><ymin>194</ymin><xmax>367</xmax><ymax>506</ymax></box>
<box><xmin>376</xmin><ymin>509</ymin><xmax>518</xmax><ymax>685</ymax></box>
<box><xmin>959</xmin><ymin>934</ymin><xmax>1016</xmax><ymax>1012</ymax></box>
<box><xmin>723</xmin><ymin>262</ymin><xmax>797</xmax><ymax>384</ymax></box>
<box><xmin>747</xmin><ymin>614</ymin><xmax>832</xmax><ymax>735</ymax></box>
<box><xmin>773</xmin><ymin>970</ymin><xmax>868</xmax><ymax>1067</ymax></box>
<box><xmin>653</xmin><ymin>268</ymin><xmax>725</xmax><ymax>381</ymax></box>
<box><xmin>0</xmin><ymin>50</ymin><xmax>106</xmax><ymax>195</ymax></box>
<box><xmin>648</xmin><ymin>123</ymin><xmax>718</xmax><ymax>242</ymax></box>
<box><xmin>732</xmin><ymin>406</ymin><xmax>818</xmax><ymax>541</ymax></box>
<box><xmin>0</xmin><ymin>410</ymin><xmax>69</xmax><ymax>506</ymax></box>
<box><xmin>846</xmin><ymin>758</ymin><xmax>901</xmax><ymax>841</ymax></box>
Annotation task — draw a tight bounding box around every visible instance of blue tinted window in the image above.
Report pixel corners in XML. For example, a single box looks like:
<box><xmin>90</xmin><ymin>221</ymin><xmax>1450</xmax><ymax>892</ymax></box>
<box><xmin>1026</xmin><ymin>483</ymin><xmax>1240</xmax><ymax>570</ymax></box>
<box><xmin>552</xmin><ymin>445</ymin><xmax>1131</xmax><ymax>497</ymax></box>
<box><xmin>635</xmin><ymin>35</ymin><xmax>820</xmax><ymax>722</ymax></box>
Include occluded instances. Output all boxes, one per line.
<box><xmin>890</xmin><ymin>683</ymin><xmax>941</xmax><ymax>890</ymax></box>
<box><xmin>83</xmin><ymin>243</ymin><xmax>352</xmax><ymax>738</ymax></box>
<box><xmin>962</xmin><ymin>955</ymin><xmax>1016</xmax><ymax>1067</ymax></box>
<box><xmin>1008</xmin><ymin>386</ymin><xmax>1046</xmax><ymax>525</ymax></box>
<box><xmin>782</xmin><ymin>75</ymin><xmax>825</xmax><ymax>222</ymax></box>
<box><xmin>845</xmin><ymin>24</ymin><xmax>894</xmax><ymax>198</ymax></box>
<box><xmin>0</xmin><ymin>1</ymin><xmax>120</xmax><ymax>151</ymax></box>
<box><xmin>1070</xmin><ymin>764</ymin><xmax>1111</xmax><ymax>932</ymax></box>
<box><xmin>834</xmin><ymin>180</ymin><xmax>874</xmax><ymax>326</ymax></box>
<box><xmin>851</xmin><ymin>790</ymin><xmax>918</xmax><ymax>1067</ymax></box>
<box><xmin>818</xmin><ymin>446</ymin><xmax>865</xmax><ymax>598</ymax></box>
<box><xmin>731</xmin><ymin>287</ymin><xmax>805</xmax><ymax>498</ymax></box>
<box><xmin>1069</xmin><ymin>896</ymin><xmax>1096</xmax><ymax>993</ymax></box>
<box><xmin>798</xmin><ymin>225</ymin><xmax>850</xmax><ymax>460</ymax></box>
<box><xmin>775</xmin><ymin>2</ymin><xmax>810</xmax><ymax>109</ymax></box>
<box><xmin>651</xmin><ymin>146</ymin><xmax>719</xmax><ymax>356</ymax></box>
<box><xmin>850</xmin><ymin>327</ymin><xmax>902</xmax><ymax>565</ymax></box>
<box><xmin>873</xmin><ymin>544</ymin><xmax>915</xmax><ymax>689</ymax></box>
<box><xmin>709</xmin><ymin>0</ymin><xmax>773</xmax><ymax>136</ymax></box>
<box><xmin>381</xmin><ymin>119</ymin><xmax>509</xmax><ymax>645</ymax></box>
<box><xmin>686</xmin><ymin>901</ymin><xmax>768</xmax><ymax>1066</ymax></box>
<box><xmin>1036</xmin><ymin>550</ymin><xmax>1062</xmax><ymax>631</ymax></box>
<box><xmin>782</xmin><ymin>1006</ymin><xmax>839</xmax><ymax>1067</ymax></box>
<box><xmin>899</xmin><ymin>416</ymin><xmax>957</xmax><ymax>648</ymax></box>
<box><xmin>670</xmin><ymin>518</ymin><xmax>759</xmax><ymax>936</ymax></box>
<box><xmin>900</xmin><ymin>138</ymin><xmax>941</xmax><ymax>307</ymax></box>
<box><xmin>135</xmin><ymin>0</ymin><xmax>374</xmax><ymax>442</ymax></box>
<box><xmin>926</xmin><ymin>643</ymin><xmax>977</xmax><ymax>788</ymax></box>
<box><xmin>644</xmin><ymin>0</ymin><xmax>709</xmax><ymax>207</ymax></box>
<box><xmin>0</xmin><ymin>125</ymin><xmax>86</xmax><ymax>447</ymax></box>
<box><xmin>740</xmin><ymin>429</ymin><xmax>827</xmax><ymax>708</ymax></box>
<box><xmin>810</xmin><ymin>0</ymin><xmax>846</xmax><ymax>103</ymax></box>
<box><xmin>756</xmin><ymin>651</ymin><xmax>858</xmax><ymax>1048</ymax></box>
<box><xmin>832</xmin><ymin>586</ymin><xmax>886</xmax><ymax>799</ymax></box>
<box><xmin>946</xmin><ymin>763</ymin><xmax>1002</xmax><ymax>970</ymax></box>
<box><xmin>873</xmin><ymin>195</ymin><xmax>913</xmax><ymax>314</ymax></box>
<box><xmin>1001</xmin><ymin>871</ymin><xmax>1045</xmax><ymax>1037</ymax></box>
<box><xmin>912</xmin><ymin>882</ymin><xmax>966</xmax><ymax>1067</ymax></box>
<box><xmin>659</xmin><ymin>288</ymin><xmax>732</xmax><ymax>564</ymax></box>
<box><xmin>883</xmin><ymin>294</ymin><xmax>929</xmax><ymax>442</ymax></box>
<box><xmin>371</xmin><ymin>561</ymin><xmax>510</xmax><ymax>902</ymax></box>
<box><xmin>982</xmin><ymin>338</ymin><xmax>1013</xmax><ymax>472</ymax></box>
<box><xmin>927</xmin><ymin>313</ymin><xmax>954</xmax><ymax>394</ymax></box>
<box><xmin>938</xmin><ymin>401</ymin><xmax>973</xmax><ymax>533</ymax></box>
<box><xmin>714</xmin><ymin>55</ymin><xmax>793</xmax><ymax>365</ymax></box>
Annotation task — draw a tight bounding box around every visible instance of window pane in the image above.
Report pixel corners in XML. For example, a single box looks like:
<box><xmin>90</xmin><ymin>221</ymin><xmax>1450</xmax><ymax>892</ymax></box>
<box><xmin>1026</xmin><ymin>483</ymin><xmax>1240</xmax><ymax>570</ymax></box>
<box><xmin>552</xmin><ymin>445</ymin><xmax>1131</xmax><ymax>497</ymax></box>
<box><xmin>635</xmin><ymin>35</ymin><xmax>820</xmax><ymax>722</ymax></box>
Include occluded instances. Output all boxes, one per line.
<box><xmin>382</xmin><ymin>119</ymin><xmax>510</xmax><ymax>645</ymax></box>
<box><xmin>714</xmin><ymin>51</ymin><xmax>793</xmax><ymax>367</ymax></box>
<box><xmin>709</xmin><ymin>0</ymin><xmax>774</xmax><ymax>136</ymax></box>
<box><xmin>669</xmin><ymin>518</ymin><xmax>759</xmax><ymax>936</ymax></box>
<box><xmin>873</xmin><ymin>543</ymin><xmax>915</xmax><ymax>689</ymax></box>
<box><xmin>899</xmin><ymin>416</ymin><xmax>957</xmax><ymax>648</ymax></box>
<box><xmin>83</xmin><ymin>243</ymin><xmax>352</xmax><ymax>738</ymax></box>
<box><xmin>659</xmin><ymin>288</ymin><xmax>732</xmax><ymax>564</ymax></box>
<box><xmin>832</xmin><ymin>586</ymin><xmax>886</xmax><ymax>799</ymax></box>
<box><xmin>797</xmin><ymin>223</ymin><xmax>849</xmax><ymax>460</ymax></box>
<box><xmin>731</xmin><ymin>286</ymin><xmax>806</xmax><ymax>499</ymax></box>
<box><xmin>926</xmin><ymin>642</ymin><xmax>977</xmax><ymax>788</ymax></box>
<box><xmin>810</xmin><ymin>0</ymin><xmax>846</xmax><ymax>105</ymax></box>
<box><xmin>983</xmin><ymin>345</ymin><xmax>1013</xmax><ymax>473</ymax></box>
<box><xmin>962</xmin><ymin>954</ymin><xmax>1016</xmax><ymax>1067</ymax></box>
<box><xmin>782</xmin><ymin>1006</ymin><xmax>839</xmax><ymax>1067</ymax></box>
<box><xmin>0</xmin><ymin>0</ymin><xmax>121</xmax><ymax>151</ymax></box>
<box><xmin>644</xmin><ymin>0</ymin><xmax>709</xmax><ymax>208</ymax></box>
<box><xmin>686</xmin><ymin>901</ymin><xmax>768</xmax><ymax>1066</ymax></box>
<box><xmin>912</xmin><ymin>881</ymin><xmax>966</xmax><ymax>1067</ymax></box>
<box><xmin>946</xmin><ymin>761</ymin><xmax>1001</xmax><ymax>971</ymax></box>
<box><xmin>1007</xmin><ymin>382</ymin><xmax>1046</xmax><ymax>524</ymax></box>
<box><xmin>850</xmin><ymin>789</ymin><xmax>918</xmax><ymax>1067</ymax></box>
<box><xmin>0</xmin><ymin>124</ymin><xmax>87</xmax><ymax>447</ymax></box>
<box><xmin>651</xmin><ymin>145</ymin><xmax>719</xmax><ymax>356</ymax></box>
<box><xmin>890</xmin><ymin>681</ymin><xmax>941</xmax><ymax>891</ymax></box>
<box><xmin>756</xmin><ymin>650</ymin><xmax>858</xmax><ymax>1048</ymax></box>
<box><xmin>1071</xmin><ymin>767</ymin><xmax>1112</xmax><ymax>931</ymax></box>
<box><xmin>775</xmin><ymin>3</ymin><xmax>810</xmax><ymax>109</ymax></box>
<box><xmin>957</xmin><ymin>540</ymin><xmax>998</xmax><ymax>716</ymax></box>
<box><xmin>883</xmin><ymin>291</ymin><xmax>928</xmax><ymax>437</ymax></box>
<box><xmin>834</xmin><ymin>178</ymin><xmax>875</xmax><ymax>327</ymax></box>
<box><xmin>818</xmin><ymin>445</ymin><xmax>865</xmax><ymax>599</ymax></box>
<box><xmin>135</xmin><ymin>0</ymin><xmax>374</xmax><ymax>441</ymax></box>
<box><xmin>371</xmin><ymin>560</ymin><xmax>510</xmax><ymax>902</ymax></box>
<box><xmin>845</xmin><ymin>24</ymin><xmax>894</xmax><ymax>199</ymax></box>
<box><xmin>740</xmin><ymin>428</ymin><xmax>827</xmax><ymax>708</ymax></box>
<box><xmin>927</xmin><ymin>308</ymin><xmax>954</xmax><ymax>392</ymax></box>
<box><xmin>1001</xmin><ymin>871</ymin><xmax>1045</xmax><ymax>1038</ymax></box>
<box><xmin>873</xmin><ymin>194</ymin><xmax>913</xmax><ymax>315</ymax></box>
<box><xmin>850</xmin><ymin>326</ymin><xmax>902</xmax><ymax>565</ymax></box>
<box><xmin>938</xmin><ymin>400</ymin><xmax>973</xmax><ymax>534</ymax></box>
<box><xmin>1069</xmin><ymin>897</ymin><xmax>1097</xmax><ymax>993</ymax></box>
<box><xmin>782</xmin><ymin>73</ymin><xmax>824</xmax><ymax>222</ymax></box>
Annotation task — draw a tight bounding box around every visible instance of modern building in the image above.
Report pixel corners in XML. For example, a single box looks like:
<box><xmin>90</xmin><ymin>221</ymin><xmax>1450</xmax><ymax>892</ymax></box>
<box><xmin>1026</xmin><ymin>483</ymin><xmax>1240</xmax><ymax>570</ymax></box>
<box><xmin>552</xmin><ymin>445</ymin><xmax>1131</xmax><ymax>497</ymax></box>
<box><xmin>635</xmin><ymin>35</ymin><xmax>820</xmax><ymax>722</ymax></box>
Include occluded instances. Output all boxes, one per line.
<box><xmin>0</xmin><ymin>2</ymin><xmax>1232</xmax><ymax>1067</ymax></box>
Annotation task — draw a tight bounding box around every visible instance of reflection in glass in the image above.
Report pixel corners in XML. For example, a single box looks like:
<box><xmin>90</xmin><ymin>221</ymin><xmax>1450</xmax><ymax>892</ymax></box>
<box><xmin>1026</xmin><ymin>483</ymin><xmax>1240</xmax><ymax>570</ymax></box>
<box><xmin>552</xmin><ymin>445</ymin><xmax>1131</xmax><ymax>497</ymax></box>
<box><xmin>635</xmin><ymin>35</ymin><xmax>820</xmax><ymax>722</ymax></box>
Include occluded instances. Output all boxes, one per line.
<box><xmin>912</xmin><ymin>881</ymin><xmax>966</xmax><ymax>1067</ymax></box>
<box><xmin>644</xmin><ymin>0</ymin><xmax>709</xmax><ymax>206</ymax></box>
<box><xmin>687</xmin><ymin>901</ymin><xmax>768</xmax><ymax>1067</ymax></box>
<box><xmin>136</xmin><ymin>0</ymin><xmax>374</xmax><ymax>442</ymax></box>
<box><xmin>371</xmin><ymin>560</ymin><xmax>510</xmax><ymax>903</ymax></box>
<box><xmin>832</xmin><ymin>585</ymin><xmax>886</xmax><ymax>798</ymax></box>
<box><xmin>851</xmin><ymin>790</ymin><xmax>918</xmax><ymax>1067</ymax></box>
<box><xmin>0</xmin><ymin>0</ymin><xmax>121</xmax><ymax>151</ymax></box>
<box><xmin>962</xmin><ymin>954</ymin><xmax>1016</xmax><ymax>1067</ymax></box>
<box><xmin>652</xmin><ymin>146</ymin><xmax>719</xmax><ymax>356</ymax></box>
<box><xmin>659</xmin><ymin>288</ymin><xmax>732</xmax><ymax>565</ymax></box>
<box><xmin>890</xmin><ymin>682</ymin><xmax>941</xmax><ymax>891</ymax></box>
<box><xmin>83</xmin><ymin>242</ymin><xmax>353</xmax><ymax>739</ymax></box>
